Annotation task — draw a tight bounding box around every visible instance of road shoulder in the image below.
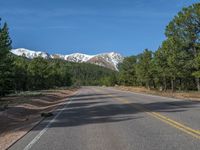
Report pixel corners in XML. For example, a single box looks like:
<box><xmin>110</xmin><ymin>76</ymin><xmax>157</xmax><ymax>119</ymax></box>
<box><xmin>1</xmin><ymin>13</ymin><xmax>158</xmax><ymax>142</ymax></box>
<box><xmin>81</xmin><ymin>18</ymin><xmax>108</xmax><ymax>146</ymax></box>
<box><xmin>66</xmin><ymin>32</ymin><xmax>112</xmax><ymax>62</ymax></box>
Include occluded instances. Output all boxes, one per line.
<box><xmin>0</xmin><ymin>88</ymin><xmax>77</xmax><ymax>150</ymax></box>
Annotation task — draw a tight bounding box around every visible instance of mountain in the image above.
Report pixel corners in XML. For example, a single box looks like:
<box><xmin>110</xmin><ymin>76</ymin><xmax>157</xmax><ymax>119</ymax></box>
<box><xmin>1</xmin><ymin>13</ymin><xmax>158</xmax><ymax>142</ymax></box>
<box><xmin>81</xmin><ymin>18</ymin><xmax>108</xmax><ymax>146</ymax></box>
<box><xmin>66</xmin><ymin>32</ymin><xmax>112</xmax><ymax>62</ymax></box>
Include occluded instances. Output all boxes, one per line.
<box><xmin>65</xmin><ymin>53</ymin><xmax>94</xmax><ymax>62</ymax></box>
<box><xmin>11</xmin><ymin>48</ymin><xmax>124</xmax><ymax>70</ymax></box>
<box><xmin>11</xmin><ymin>48</ymin><xmax>50</xmax><ymax>59</ymax></box>
<box><xmin>87</xmin><ymin>52</ymin><xmax>123</xmax><ymax>70</ymax></box>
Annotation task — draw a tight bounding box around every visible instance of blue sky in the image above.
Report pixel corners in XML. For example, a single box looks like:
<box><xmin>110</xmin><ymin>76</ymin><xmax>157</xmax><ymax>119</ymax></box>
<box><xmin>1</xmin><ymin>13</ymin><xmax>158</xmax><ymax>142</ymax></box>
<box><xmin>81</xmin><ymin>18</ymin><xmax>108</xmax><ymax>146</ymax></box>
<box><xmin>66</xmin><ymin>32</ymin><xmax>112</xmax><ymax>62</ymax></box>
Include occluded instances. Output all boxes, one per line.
<box><xmin>0</xmin><ymin>0</ymin><xmax>199</xmax><ymax>56</ymax></box>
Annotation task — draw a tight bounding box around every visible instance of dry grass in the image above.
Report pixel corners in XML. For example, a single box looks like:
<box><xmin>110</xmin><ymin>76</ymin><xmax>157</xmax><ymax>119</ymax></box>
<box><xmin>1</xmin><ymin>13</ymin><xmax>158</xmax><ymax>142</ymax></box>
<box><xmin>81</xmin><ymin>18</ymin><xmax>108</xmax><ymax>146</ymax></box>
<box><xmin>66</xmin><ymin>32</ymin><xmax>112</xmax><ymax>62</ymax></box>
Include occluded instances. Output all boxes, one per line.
<box><xmin>115</xmin><ymin>86</ymin><xmax>200</xmax><ymax>101</ymax></box>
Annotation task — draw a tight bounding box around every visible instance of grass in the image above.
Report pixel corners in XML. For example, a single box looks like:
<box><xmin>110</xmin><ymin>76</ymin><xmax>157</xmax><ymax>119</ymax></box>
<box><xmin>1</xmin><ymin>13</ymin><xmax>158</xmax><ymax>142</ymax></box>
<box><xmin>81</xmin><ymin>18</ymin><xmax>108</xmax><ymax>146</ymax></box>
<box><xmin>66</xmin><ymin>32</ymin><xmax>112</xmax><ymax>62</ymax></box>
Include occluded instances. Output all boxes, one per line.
<box><xmin>0</xmin><ymin>86</ymin><xmax>79</xmax><ymax>108</ymax></box>
<box><xmin>8</xmin><ymin>91</ymin><xmax>43</xmax><ymax>97</ymax></box>
<box><xmin>0</xmin><ymin>91</ymin><xmax>43</xmax><ymax>107</ymax></box>
<box><xmin>115</xmin><ymin>86</ymin><xmax>200</xmax><ymax>101</ymax></box>
<box><xmin>41</xmin><ymin>86</ymin><xmax>79</xmax><ymax>93</ymax></box>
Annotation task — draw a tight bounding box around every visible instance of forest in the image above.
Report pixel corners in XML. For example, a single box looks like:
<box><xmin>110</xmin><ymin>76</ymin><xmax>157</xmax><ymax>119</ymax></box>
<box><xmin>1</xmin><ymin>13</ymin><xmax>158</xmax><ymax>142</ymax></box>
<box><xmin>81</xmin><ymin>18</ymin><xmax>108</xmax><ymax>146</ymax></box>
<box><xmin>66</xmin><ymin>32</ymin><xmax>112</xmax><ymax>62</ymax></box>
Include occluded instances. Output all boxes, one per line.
<box><xmin>0</xmin><ymin>51</ymin><xmax>116</xmax><ymax>96</ymax></box>
<box><xmin>118</xmin><ymin>3</ymin><xmax>200</xmax><ymax>91</ymax></box>
<box><xmin>0</xmin><ymin>3</ymin><xmax>200</xmax><ymax>96</ymax></box>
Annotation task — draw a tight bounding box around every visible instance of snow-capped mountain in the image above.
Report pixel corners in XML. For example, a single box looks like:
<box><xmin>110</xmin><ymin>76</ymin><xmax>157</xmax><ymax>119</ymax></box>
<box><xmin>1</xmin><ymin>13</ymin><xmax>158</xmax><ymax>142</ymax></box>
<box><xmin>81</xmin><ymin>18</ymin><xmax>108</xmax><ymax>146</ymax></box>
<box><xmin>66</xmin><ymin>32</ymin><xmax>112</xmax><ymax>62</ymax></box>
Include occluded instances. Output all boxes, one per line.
<box><xmin>87</xmin><ymin>52</ymin><xmax>123</xmax><ymax>70</ymax></box>
<box><xmin>11</xmin><ymin>48</ymin><xmax>50</xmax><ymax>59</ymax></box>
<box><xmin>65</xmin><ymin>53</ymin><xmax>94</xmax><ymax>62</ymax></box>
<box><xmin>11</xmin><ymin>48</ymin><xmax>124</xmax><ymax>70</ymax></box>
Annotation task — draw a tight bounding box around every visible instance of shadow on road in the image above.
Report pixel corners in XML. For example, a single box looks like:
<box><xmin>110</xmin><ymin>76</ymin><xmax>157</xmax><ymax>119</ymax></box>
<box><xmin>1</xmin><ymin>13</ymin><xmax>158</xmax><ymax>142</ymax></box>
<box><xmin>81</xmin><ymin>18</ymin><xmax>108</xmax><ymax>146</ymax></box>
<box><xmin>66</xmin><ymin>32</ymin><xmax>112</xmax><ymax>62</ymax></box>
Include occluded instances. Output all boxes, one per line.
<box><xmin>30</xmin><ymin>91</ymin><xmax>200</xmax><ymax>131</ymax></box>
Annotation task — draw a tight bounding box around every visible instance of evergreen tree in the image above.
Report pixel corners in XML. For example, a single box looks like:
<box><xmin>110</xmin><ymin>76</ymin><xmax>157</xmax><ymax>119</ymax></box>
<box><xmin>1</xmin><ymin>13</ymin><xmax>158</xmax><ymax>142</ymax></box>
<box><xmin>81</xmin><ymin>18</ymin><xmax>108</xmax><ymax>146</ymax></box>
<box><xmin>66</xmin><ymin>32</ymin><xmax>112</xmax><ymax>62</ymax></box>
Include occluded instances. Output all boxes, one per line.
<box><xmin>27</xmin><ymin>57</ymin><xmax>50</xmax><ymax>89</ymax></box>
<box><xmin>136</xmin><ymin>49</ymin><xmax>154</xmax><ymax>89</ymax></box>
<box><xmin>165</xmin><ymin>3</ymin><xmax>200</xmax><ymax>90</ymax></box>
<box><xmin>13</xmin><ymin>56</ymin><xmax>29</xmax><ymax>91</ymax></box>
<box><xmin>0</xmin><ymin>19</ymin><xmax>13</xmax><ymax>96</ymax></box>
<box><xmin>118</xmin><ymin>56</ymin><xmax>137</xmax><ymax>86</ymax></box>
<box><xmin>159</xmin><ymin>38</ymin><xmax>189</xmax><ymax>91</ymax></box>
<box><xmin>192</xmin><ymin>53</ymin><xmax>200</xmax><ymax>79</ymax></box>
<box><xmin>154</xmin><ymin>47</ymin><xmax>169</xmax><ymax>91</ymax></box>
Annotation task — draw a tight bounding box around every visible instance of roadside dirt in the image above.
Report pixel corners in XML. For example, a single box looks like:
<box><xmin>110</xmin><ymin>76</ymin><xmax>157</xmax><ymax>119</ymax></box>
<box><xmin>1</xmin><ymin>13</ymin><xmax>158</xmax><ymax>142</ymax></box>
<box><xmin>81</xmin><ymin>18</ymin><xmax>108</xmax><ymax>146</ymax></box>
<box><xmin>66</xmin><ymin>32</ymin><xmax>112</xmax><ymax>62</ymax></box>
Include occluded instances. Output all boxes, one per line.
<box><xmin>114</xmin><ymin>86</ymin><xmax>200</xmax><ymax>101</ymax></box>
<box><xmin>0</xmin><ymin>88</ymin><xmax>77</xmax><ymax>150</ymax></box>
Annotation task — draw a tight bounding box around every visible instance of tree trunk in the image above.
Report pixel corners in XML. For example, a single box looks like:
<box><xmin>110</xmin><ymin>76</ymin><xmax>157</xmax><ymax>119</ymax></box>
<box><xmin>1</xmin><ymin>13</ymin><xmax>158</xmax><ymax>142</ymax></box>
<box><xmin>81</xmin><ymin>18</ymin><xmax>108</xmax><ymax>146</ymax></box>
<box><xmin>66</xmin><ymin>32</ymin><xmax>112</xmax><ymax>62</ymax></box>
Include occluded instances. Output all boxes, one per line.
<box><xmin>164</xmin><ymin>76</ymin><xmax>167</xmax><ymax>91</ymax></box>
<box><xmin>196</xmin><ymin>78</ymin><xmax>200</xmax><ymax>91</ymax></box>
<box><xmin>171</xmin><ymin>78</ymin><xmax>174</xmax><ymax>92</ymax></box>
<box><xmin>179</xmin><ymin>78</ymin><xmax>181</xmax><ymax>91</ymax></box>
<box><xmin>193</xmin><ymin>46</ymin><xmax>200</xmax><ymax>91</ymax></box>
<box><xmin>152</xmin><ymin>80</ymin><xmax>156</xmax><ymax>89</ymax></box>
<box><xmin>146</xmin><ymin>82</ymin><xmax>150</xmax><ymax>90</ymax></box>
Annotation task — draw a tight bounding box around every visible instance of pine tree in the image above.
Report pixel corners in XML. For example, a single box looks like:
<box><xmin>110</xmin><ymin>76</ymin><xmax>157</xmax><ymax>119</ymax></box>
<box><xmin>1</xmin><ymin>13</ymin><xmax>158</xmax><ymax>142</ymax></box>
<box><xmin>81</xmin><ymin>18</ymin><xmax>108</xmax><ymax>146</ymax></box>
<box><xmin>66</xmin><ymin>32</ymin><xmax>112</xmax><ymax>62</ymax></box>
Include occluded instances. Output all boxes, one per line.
<box><xmin>118</xmin><ymin>56</ymin><xmax>137</xmax><ymax>86</ymax></box>
<box><xmin>192</xmin><ymin>53</ymin><xmax>200</xmax><ymax>79</ymax></box>
<box><xmin>27</xmin><ymin>57</ymin><xmax>50</xmax><ymax>90</ymax></box>
<box><xmin>0</xmin><ymin>19</ymin><xmax>13</xmax><ymax>96</ymax></box>
<box><xmin>13</xmin><ymin>56</ymin><xmax>29</xmax><ymax>91</ymax></box>
<box><xmin>165</xmin><ymin>3</ymin><xmax>200</xmax><ymax>90</ymax></box>
<box><xmin>136</xmin><ymin>49</ymin><xmax>154</xmax><ymax>89</ymax></box>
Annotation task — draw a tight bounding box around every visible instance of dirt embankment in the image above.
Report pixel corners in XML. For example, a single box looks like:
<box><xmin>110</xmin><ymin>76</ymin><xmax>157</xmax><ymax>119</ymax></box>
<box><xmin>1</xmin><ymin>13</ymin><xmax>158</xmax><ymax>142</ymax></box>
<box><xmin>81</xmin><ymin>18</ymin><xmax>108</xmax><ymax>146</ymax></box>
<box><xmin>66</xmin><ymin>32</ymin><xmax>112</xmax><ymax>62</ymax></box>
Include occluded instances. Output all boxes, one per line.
<box><xmin>0</xmin><ymin>88</ymin><xmax>77</xmax><ymax>150</ymax></box>
<box><xmin>114</xmin><ymin>86</ymin><xmax>200</xmax><ymax>101</ymax></box>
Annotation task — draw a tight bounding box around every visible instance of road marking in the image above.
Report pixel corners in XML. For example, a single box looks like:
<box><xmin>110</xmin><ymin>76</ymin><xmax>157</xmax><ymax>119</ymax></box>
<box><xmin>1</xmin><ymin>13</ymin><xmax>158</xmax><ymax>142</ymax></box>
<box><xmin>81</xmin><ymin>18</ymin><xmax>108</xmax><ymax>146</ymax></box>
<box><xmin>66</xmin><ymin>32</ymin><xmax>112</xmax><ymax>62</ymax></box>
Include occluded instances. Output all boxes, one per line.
<box><xmin>130</xmin><ymin>103</ymin><xmax>200</xmax><ymax>139</ymax></box>
<box><xmin>117</xmin><ymin>97</ymin><xmax>200</xmax><ymax>140</ymax></box>
<box><xmin>23</xmin><ymin>97</ymin><xmax>74</xmax><ymax>150</ymax></box>
<box><xmin>95</xmin><ymin>88</ymin><xmax>200</xmax><ymax>140</ymax></box>
<box><xmin>152</xmin><ymin>112</ymin><xmax>200</xmax><ymax>135</ymax></box>
<box><xmin>148</xmin><ymin>112</ymin><xmax>200</xmax><ymax>139</ymax></box>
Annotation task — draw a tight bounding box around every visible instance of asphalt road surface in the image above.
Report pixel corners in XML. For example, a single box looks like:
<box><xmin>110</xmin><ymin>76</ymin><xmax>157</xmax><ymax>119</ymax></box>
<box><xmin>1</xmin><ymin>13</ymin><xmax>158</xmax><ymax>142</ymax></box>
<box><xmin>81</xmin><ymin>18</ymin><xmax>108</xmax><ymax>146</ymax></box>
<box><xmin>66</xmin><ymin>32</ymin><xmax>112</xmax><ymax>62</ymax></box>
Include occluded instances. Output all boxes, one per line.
<box><xmin>9</xmin><ymin>86</ymin><xmax>200</xmax><ymax>150</ymax></box>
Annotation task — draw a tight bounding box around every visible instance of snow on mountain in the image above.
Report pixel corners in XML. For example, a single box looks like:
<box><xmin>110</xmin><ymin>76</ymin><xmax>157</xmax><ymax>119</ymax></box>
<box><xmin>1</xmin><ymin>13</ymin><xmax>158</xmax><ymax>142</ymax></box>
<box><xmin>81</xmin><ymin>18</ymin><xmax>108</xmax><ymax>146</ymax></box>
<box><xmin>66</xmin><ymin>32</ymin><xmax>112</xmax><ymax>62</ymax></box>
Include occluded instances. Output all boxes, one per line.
<box><xmin>64</xmin><ymin>53</ymin><xmax>94</xmax><ymax>62</ymax></box>
<box><xmin>97</xmin><ymin>52</ymin><xmax>124</xmax><ymax>70</ymax></box>
<box><xmin>50</xmin><ymin>54</ymin><xmax>65</xmax><ymax>59</ymax></box>
<box><xmin>86</xmin><ymin>52</ymin><xmax>123</xmax><ymax>70</ymax></box>
<box><xmin>11</xmin><ymin>48</ymin><xmax>50</xmax><ymax>59</ymax></box>
<box><xmin>11</xmin><ymin>48</ymin><xmax>124</xmax><ymax>70</ymax></box>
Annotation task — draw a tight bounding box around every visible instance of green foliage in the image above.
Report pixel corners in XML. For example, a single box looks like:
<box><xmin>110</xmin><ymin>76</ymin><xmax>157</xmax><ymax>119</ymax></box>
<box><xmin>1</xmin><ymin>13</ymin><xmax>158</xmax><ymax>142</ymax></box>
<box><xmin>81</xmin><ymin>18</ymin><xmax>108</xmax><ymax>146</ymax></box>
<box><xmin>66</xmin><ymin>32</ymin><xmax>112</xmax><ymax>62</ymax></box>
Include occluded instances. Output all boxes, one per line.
<box><xmin>165</xmin><ymin>3</ymin><xmax>200</xmax><ymax>51</ymax></box>
<box><xmin>10</xmin><ymin>56</ymin><xmax>116</xmax><ymax>92</ymax></box>
<box><xmin>118</xmin><ymin>56</ymin><xmax>137</xmax><ymax>86</ymax></box>
<box><xmin>66</xmin><ymin>62</ymin><xmax>117</xmax><ymax>86</ymax></box>
<box><xmin>12</xmin><ymin>57</ymin><xmax>73</xmax><ymax>90</ymax></box>
<box><xmin>100</xmin><ymin>74</ymin><xmax>117</xmax><ymax>86</ymax></box>
<box><xmin>13</xmin><ymin>55</ymin><xmax>29</xmax><ymax>91</ymax></box>
<box><xmin>192</xmin><ymin>53</ymin><xmax>200</xmax><ymax>78</ymax></box>
<box><xmin>117</xmin><ymin>3</ymin><xmax>200</xmax><ymax>91</ymax></box>
<box><xmin>27</xmin><ymin>57</ymin><xmax>52</xmax><ymax>89</ymax></box>
<box><xmin>136</xmin><ymin>49</ymin><xmax>154</xmax><ymax>89</ymax></box>
<box><xmin>0</xmin><ymin>19</ymin><xmax>13</xmax><ymax>96</ymax></box>
<box><xmin>165</xmin><ymin>3</ymin><xmax>200</xmax><ymax>90</ymax></box>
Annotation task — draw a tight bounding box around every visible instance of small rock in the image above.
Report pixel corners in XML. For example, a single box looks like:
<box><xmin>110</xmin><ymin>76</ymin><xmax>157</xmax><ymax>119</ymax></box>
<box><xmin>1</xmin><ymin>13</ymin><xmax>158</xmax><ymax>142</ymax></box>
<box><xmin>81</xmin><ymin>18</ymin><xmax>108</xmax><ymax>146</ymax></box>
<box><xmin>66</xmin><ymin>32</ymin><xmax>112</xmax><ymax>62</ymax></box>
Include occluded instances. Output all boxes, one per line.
<box><xmin>41</xmin><ymin>112</ymin><xmax>54</xmax><ymax>118</ymax></box>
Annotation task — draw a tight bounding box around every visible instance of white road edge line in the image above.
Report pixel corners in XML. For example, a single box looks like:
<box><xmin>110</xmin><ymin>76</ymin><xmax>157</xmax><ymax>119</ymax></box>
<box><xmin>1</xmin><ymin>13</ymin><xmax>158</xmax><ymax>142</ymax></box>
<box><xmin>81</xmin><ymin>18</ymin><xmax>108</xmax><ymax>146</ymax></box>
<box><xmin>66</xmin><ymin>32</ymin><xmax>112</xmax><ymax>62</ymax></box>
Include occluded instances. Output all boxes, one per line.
<box><xmin>23</xmin><ymin>98</ymin><xmax>73</xmax><ymax>150</ymax></box>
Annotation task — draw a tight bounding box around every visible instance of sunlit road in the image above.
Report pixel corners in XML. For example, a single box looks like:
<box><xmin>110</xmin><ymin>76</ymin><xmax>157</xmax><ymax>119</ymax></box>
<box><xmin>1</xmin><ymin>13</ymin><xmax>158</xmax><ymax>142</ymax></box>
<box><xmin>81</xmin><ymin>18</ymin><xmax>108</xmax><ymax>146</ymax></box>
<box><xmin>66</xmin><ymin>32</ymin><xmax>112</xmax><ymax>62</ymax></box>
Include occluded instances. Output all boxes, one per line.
<box><xmin>9</xmin><ymin>86</ymin><xmax>200</xmax><ymax>150</ymax></box>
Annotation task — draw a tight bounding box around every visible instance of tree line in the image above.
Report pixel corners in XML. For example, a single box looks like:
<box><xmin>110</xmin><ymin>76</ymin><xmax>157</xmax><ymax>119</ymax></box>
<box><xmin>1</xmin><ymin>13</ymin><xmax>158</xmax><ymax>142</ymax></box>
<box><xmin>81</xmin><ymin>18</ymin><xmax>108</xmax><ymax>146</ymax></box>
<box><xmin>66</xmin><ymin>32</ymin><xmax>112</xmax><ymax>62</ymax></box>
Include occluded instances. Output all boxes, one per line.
<box><xmin>0</xmin><ymin>18</ymin><xmax>117</xmax><ymax>96</ymax></box>
<box><xmin>12</xmin><ymin>56</ymin><xmax>116</xmax><ymax>92</ymax></box>
<box><xmin>117</xmin><ymin>3</ymin><xmax>200</xmax><ymax>91</ymax></box>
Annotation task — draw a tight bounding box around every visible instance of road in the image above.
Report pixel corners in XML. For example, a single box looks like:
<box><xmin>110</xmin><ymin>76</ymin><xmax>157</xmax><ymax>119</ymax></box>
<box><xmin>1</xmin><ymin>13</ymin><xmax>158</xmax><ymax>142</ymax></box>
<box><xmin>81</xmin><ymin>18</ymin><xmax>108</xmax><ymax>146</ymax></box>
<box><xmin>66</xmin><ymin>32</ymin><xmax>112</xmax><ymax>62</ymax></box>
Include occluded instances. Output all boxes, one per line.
<box><xmin>9</xmin><ymin>86</ymin><xmax>200</xmax><ymax>150</ymax></box>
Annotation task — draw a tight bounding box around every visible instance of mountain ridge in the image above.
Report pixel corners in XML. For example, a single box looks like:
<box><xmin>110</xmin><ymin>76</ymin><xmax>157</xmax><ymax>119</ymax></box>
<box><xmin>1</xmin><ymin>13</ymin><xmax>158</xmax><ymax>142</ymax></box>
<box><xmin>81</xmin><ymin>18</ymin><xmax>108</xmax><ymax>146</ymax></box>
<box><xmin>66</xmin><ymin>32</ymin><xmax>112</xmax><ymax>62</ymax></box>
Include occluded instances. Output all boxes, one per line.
<box><xmin>11</xmin><ymin>48</ymin><xmax>124</xmax><ymax>70</ymax></box>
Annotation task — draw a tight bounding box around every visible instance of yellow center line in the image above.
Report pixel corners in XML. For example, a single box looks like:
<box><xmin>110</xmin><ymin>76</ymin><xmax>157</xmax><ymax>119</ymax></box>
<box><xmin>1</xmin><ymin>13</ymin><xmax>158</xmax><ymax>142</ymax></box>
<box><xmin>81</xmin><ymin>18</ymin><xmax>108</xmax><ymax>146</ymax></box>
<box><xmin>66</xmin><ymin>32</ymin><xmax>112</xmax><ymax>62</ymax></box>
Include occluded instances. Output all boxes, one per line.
<box><xmin>94</xmin><ymin>88</ymin><xmax>200</xmax><ymax>140</ymax></box>
<box><xmin>115</xmin><ymin>96</ymin><xmax>200</xmax><ymax>140</ymax></box>
<box><xmin>152</xmin><ymin>112</ymin><xmax>200</xmax><ymax>135</ymax></box>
